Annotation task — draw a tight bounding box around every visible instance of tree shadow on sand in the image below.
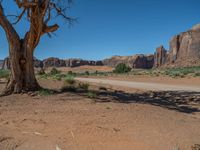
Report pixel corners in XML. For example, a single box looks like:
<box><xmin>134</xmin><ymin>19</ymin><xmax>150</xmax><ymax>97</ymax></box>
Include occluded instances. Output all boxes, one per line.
<box><xmin>93</xmin><ymin>90</ymin><xmax>200</xmax><ymax>114</ymax></box>
<box><xmin>56</xmin><ymin>86</ymin><xmax>200</xmax><ymax>114</ymax></box>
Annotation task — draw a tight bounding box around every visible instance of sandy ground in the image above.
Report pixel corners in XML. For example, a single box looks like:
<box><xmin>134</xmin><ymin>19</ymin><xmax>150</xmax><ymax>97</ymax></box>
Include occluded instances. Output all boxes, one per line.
<box><xmin>43</xmin><ymin>66</ymin><xmax>113</xmax><ymax>73</ymax></box>
<box><xmin>0</xmin><ymin>79</ymin><xmax>200</xmax><ymax>150</ymax></box>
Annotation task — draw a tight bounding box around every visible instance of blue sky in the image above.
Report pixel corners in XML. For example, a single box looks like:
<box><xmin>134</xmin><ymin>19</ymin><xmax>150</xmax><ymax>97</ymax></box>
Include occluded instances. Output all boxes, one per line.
<box><xmin>0</xmin><ymin>0</ymin><xmax>200</xmax><ymax>60</ymax></box>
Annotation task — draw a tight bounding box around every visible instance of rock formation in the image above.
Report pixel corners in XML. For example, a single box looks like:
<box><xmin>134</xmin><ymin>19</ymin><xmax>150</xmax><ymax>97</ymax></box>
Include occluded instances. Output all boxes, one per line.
<box><xmin>1</xmin><ymin>24</ymin><xmax>200</xmax><ymax>70</ymax></box>
<box><xmin>154</xmin><ymin>45</ymin><xmax>168</xmax><ymax>68</ymax></box>
<box><xmin>103</xmin><ymin>54</ymin><xmax>154</xmax><ymax>69</ymax></box>
<box><xmin>155</xmin><ymin>24</ymin><xmax>200</xmax><ymax>68</ymax></box>
<box><xmin>43</xmin><ymin>57</ymin><xmax>66</xmax><ymax>68</ymax></box>
<box><xmin>168</xmin><ymin>24</ymin><xmax>200</xmax><ymax>67</ymax></box>
<box><xmin>65</xmin><ymin>59</ymin><xmax>103</xmax><ymax>67</ymax></box>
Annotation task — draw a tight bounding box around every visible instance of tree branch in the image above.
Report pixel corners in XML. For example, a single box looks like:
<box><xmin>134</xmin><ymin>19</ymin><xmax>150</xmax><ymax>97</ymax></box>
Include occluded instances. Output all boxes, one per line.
<box><xmin>15</xmin><ymin>0</ymin><xmax>37</xmax><ymax>8</ymax></box>
<box><xmin>42</xmin><ymin>24</ymin><xmax>59</xmax><ymax>34</ymax></box>
<box><xmin>0</xmin><ymin>3</ymin><xmax>20</xmax><ymax>45</ymax></box>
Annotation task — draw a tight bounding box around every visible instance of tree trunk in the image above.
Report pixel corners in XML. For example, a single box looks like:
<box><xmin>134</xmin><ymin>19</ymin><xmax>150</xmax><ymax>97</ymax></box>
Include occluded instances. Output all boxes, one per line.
<box><xmin>2</xmin><ymin>40</ymin><xmax>40</xmax><ymax>95</ymax></box>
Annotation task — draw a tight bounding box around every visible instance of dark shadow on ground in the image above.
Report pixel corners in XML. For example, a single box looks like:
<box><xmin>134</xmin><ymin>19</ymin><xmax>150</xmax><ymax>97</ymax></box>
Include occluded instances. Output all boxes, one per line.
<box><xmin>0</xmin><ymin>81</ymin><xmax>6</xmax><ymax>84</ymax></box>
<box><xmin>1</xmin><ymin>82</ymin><xmax>199</xmax><ymax>114</ymax></box>
<box><xmin>59</xmin><ymin>88</ymin><xmax>200</xmax><ymax>114</ymax></box>
<box><xmin>94</xmin><ymin>90</ymin><xmax>200</xmax><ymax>114</ymax></box>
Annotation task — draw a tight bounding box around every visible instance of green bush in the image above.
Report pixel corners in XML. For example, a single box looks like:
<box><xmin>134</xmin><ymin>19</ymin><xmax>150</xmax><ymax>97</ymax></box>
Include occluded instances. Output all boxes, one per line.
<box><xmin>78</xmin><ymin>83</ymin><xmax>90</xmax><ymax>91</ymax></box>
<box><xmin>52</xmin><ymin>74</ymin><xmax>62</xmax><ymax>81</ymax></box>
<box><xmin>194</xmin><ymin>72</ymin><xmax>200</xmax><ymax>77</ymax></box>
<box><xmin>0</xmin><ymin>69</ymin><xmax>10</xmax><ymax>79</ymax></box>
<box><xmin>85</xmin><ymin>71</ymin><xmax>90</xmax><ymax>76</ymax></box>
<box><xmin>37</xmin><ymin>69</ymin><xmax>46</xmax><ymax>75</ymax></box>
<box><xmin>62</xmin><ymin>75</ymin><xmax>77</xmax><ymax>92</ymax></box>
<box><xmin>50</xmin><ymin>67</ymin><xmax>61</xmax><ymax>75</ymax></box>
<box><xmin>64</xmin><ymin>76</ymin><xmax>76</xmax><ymax>85</ymax></box>
<box><xmin>113</xmin><ymin>63</ymin><xmax>131</xmax><ymax>73</ymax></box>
<box><xmin>68</xmin><ymin>71</ymin><xmax>73</xmax><ymax>75</ymax></box>
<box><xmin>87</xmin><ymin>91</ymin><xmax>97</xmax><ymax>99</ymax></box>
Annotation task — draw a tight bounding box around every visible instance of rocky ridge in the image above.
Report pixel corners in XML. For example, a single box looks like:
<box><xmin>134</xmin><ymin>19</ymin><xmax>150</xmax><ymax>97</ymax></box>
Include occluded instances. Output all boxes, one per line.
<box><xmin>154</xmin><ymin>24</ymin><xmax>200</xmax><ymax>68</ymax></box>
<box><xmin>1</xmin><ymin>24</ymin><xmax>200</xmax><ymax>70</ymax></box>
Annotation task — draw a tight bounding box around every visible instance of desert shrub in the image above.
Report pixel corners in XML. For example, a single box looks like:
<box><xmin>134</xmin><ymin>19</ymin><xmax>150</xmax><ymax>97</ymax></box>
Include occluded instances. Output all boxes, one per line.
<box><xmin>0</xmin><ymin>69</ymin><xmax>10</xmax><ymax>79</ymax></box>
<box><xmin>113</xmin><ymin>63</ymin><xmax>131</xmax><ymax>73</ymax></box>
<box><xmin>64</xmin><ymin>76</ymin><xmax>76</xmax><ymax>85</ymax></box>
<box><xmin>39</xmin><ymin>73</ymin><xmax>48</xmax><ymax>79</ymax></box>
<box><xmin>85</xmin><ymin>71</ymin><xmax>90</xmax><ymax>76</ymax></box>
<box><xmin>78</xmin><ymin>82</ymin><xmax>90</xmax><ymax>91</ymax></box>
<box><xmin>52</xmin><ymin>74</ymin><xmax>62</xmax><ymax>81</ymax></box>
<box><xmin>163</xmin><ymin>66</ymin><xmax>200</xmax><ymax>78</ymax></box>
<box><xmin>194</xmin><ymin>72</ymin><xmax>200</xmax><ymax>77</ymax></box>
<box><xmin>68</xmin><ymin>71</ymin><xmax>73</xmax><ymax>74</ymax></box>
<box><xmin>62</xmin><ymin>75</ymin><xmax>77</xmax><ymax>92</ymax></box>
<box><xmin>37</xmin><ymin>68</ymin><xmax>45</xmax><ymax>75</ymax></box>
<box><xmin>87</xmin><ymin>91</ymin><xmax>97</xmax><ymax>99</ymax></box>
<box><xmin>38</xmin><ymin>89</ymin><xmax>54</xmax><ymax>96</ymax></box>
<box><xmin>50</xmin><ymin>67</ymin><xmax>61</xmax><ymax>75</ymax></box>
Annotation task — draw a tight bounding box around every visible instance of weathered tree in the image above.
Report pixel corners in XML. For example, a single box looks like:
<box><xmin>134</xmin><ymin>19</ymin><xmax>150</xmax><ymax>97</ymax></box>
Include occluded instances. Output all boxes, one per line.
<box><xmin>0</xmin><ymin>0</ymin><xmax>74</xmax><ymax>95</ymax></box>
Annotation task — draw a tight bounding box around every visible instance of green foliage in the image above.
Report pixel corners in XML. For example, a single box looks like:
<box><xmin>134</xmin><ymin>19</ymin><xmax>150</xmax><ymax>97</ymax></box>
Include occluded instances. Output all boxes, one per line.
<box><xmin>62</xmin><ymin>75</ymin><xmax>77</xmax><ymax>92</ymax></box>
<box><xmin>38</xmin><ymin>89</ymin><xmax>54</xmax><ymax>96</ymax></box>
<box><xmin>68</xmin><ymin>71</ymin><xmax>73</xmax><ymax>75</ymax></box>
<box><xmin>128</xmin><ymin>66</ymin><xmax>200</xmax><ymax>78</ymax></box>
<box><xmin>64</xmin><ymin>75</ymin><xmax>76</xmax><ymax>85</ymax></box>
<box><xmin>163</xmin><ymin>66</ymin><xmax>200</xmax><ymax>78</ymax></box>
<box><xmin>67</xmin><ymin>71</ymin><xmax>76</xmax><ymax>76</ymax></box>
<box><xmin>113</xmin><ymin>63</ymin><xmax>131</xmax><ymax>73</ymax></box>
<box><xmin>87</xmin><ymin>91</ymin><xmax>97</xmax><ymax>99</ymax></box>
<box><xmin>38</xmin><ymin>68</ymin><xmax>77</xmax><ymax>81</ymax></box>
<box><xmin>194</xmin><ymin>72</ymin><xmax>200</xmax><ymax>77</ymax></box>
<box><xmin>78</xmin><ymin>82</ymin><xmax>90</xmax><ymax>91</ymax></box>
<box><xmin>37</xmin><ymin>69</ymin><xmax>46</xmax><ymax>75</ymax></box>
<box><xmin>51</xmin><ymin>74</ymin><xmax>63</xmax><ymax>81</ymax></box>
<box><xmin>50</xmin><ymin>67</ymin><xmax>61</xmax><ymax>75</ymax></box>
<box><xmin>0</xmin><ymin>69</ymin><xmax>10</xmax><ymax>79</ymax></box>
<box><xmin>85</xmin><ymin>71</ymin><xmax>90</xmax><ymax>76</ymax></box>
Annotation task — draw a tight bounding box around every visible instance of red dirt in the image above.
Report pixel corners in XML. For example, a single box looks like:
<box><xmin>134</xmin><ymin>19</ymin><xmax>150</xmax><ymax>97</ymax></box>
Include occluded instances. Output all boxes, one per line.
<box><xmin>0</xmin><ymin>79</ymin><xmax>199</xmax><ymax>150</ymax></box>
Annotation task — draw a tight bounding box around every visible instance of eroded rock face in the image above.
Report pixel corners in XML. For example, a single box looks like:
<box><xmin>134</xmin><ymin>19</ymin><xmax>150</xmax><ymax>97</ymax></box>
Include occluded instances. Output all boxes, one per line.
<box><xmin>66</xmin><ymin>59</ymin><xmax>103</xmax><ymax>67</ymax></box>
<box><xmin>103</xmin><ymin>54</ymin><xmax>154</xmax><ymax>69</ymax></box>
<box><xmin>154</xmin><ymin>45</ymin><xmax>168</xmax><ymax>68</ymax></box>
<box><xmin>43</xmin><ymin>57</ymin><xmax>66</xmax><ymax>68</ymax></box>
<box><xmin>170</xmin><ymin>24</ymin><xmax>200</xmax><ymax>66</ymax></box>
<box><xmin>158</xmin><ymin>24</ymin><xmax>200</xmax><ymax>67</ymax></box>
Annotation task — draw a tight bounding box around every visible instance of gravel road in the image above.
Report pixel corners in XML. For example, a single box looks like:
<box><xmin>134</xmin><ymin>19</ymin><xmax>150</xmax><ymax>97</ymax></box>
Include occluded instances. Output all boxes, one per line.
<box><xmin>76</xmin><ymin>77</ymin><xmax>200</xmax><ymax>92</ymax></box>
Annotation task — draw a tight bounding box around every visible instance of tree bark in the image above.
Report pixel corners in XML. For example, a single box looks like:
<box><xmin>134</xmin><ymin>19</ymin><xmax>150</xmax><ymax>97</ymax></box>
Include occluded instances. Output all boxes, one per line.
<box><xmin>2</xmin><ymin>40</ymin><xmax>40</xmax><ymax>95</ymax></box>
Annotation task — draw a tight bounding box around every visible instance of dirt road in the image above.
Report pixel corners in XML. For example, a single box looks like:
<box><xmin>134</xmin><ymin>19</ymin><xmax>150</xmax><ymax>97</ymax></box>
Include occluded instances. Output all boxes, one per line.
<box><xmin>76</xmin><ymin>77</ymin><xmax>200</xmax><ymax>92</ymax></box>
